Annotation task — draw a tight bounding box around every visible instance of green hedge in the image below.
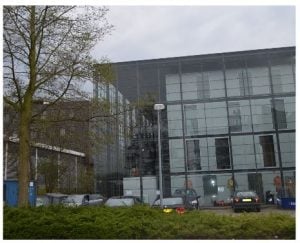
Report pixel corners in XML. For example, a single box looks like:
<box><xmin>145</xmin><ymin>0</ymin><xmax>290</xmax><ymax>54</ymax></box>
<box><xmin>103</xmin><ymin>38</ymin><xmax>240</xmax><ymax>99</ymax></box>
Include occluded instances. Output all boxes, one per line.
<box><xmin>3</xmin><ymin>206</ymin><xmax>295</xmax><ymax>239</ymax></box>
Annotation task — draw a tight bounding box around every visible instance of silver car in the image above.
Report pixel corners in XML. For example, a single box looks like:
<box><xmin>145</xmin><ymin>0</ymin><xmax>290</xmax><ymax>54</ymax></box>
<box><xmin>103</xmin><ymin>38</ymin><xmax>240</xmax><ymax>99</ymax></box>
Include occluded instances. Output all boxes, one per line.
<box><xmin>105</xmin><ymin>196</ymin><xmax>142</xmax><ymax>207</ymax></box>
<box><xmin>62</xmin><ymin>194</ymin><xmax>90</xmax><ymax>207</ymax></box>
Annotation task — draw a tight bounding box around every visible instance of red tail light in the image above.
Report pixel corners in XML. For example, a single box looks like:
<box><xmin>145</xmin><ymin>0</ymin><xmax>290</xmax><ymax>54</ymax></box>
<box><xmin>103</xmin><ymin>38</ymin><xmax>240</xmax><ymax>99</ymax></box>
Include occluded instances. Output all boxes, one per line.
<box><xmin>176</xmin><ymin>207</ymin><xmax>185</xmax><ymax>214</ymax></box>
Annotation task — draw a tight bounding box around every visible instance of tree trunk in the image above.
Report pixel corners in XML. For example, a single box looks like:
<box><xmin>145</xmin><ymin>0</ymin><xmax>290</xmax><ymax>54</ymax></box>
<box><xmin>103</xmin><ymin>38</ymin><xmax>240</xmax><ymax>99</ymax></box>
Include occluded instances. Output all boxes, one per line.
<box><xmin>18</xmin><ymin>97</ymin><xmax>32</xmax><ymax>207</ymax></box>
<box><xmin>17</xmin><ymin>6</ymin><xmax>36</xmax><ymax>207</ymax></box>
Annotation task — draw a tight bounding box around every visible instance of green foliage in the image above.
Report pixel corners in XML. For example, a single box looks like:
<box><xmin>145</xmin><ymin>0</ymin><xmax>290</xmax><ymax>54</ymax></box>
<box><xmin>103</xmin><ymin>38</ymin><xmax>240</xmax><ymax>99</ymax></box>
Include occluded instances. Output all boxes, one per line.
<box><xmin>3</xmin><ymin>206</ymin><xmax>295</xmax><ymax>239</ymax></box>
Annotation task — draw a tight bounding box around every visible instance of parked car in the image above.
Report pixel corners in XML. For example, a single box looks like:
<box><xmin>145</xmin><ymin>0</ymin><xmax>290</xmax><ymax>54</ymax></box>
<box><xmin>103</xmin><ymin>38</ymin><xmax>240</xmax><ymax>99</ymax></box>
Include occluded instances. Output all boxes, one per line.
<box><xmin>46</xmin><ymin>193</ymin><xmax>69</xmax><ymax>205</ymax></box>
<box><xmin>173</xmin><ymin>188</ymin><xmax>200</xmax><ymax>209</ymax></box>
<box><xmin>104</xmin><ymin>196</ymin><xmax>142</xmax><ymax>207</ymax></box>
<box><xmin>232</xmin><ymin>191</ymin><xmax>261</xmax><ymax>212</ymax></box>
<box><xmin>62</xmin><ymin>194</ymin><xmax>90</xmax><ymax>207</ymax></box>
<box><xmin>88</xmin><ymin>194</ymin><xmax>106</xmax><ymax>206</ymax></box>
<box><xmin>152</xmin><ymin>197</ymin><xmax>186</xmax><ymax>213</ymax></box>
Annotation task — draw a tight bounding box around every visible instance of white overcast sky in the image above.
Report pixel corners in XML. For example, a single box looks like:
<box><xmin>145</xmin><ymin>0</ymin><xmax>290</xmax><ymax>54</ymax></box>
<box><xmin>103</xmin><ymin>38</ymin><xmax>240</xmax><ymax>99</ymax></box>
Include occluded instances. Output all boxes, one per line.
<box><xmin>92</xmin><ymin>5</ymin><xmax>296</xmax><ymax>63</ymax></box>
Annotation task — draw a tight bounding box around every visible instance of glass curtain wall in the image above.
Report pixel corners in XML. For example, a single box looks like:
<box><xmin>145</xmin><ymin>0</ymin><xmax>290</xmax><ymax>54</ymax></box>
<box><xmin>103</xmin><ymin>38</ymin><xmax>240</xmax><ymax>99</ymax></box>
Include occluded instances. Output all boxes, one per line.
<box><xmin>93</xmin><ymin>47</ymin><xmax>295</xmax><ymax>206</ymax></box>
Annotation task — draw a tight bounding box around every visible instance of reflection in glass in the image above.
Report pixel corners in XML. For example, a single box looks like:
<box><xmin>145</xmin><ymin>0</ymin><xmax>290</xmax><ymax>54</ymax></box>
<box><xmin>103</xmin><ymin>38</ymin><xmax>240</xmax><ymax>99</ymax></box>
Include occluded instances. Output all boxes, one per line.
<box><xmin>228</xmin><ymin>102</ymin><xmax>242</xmax><ymax>132</ymax></box>
<box><xmin>259</xmin><ymin>135</ymin><xmax>276</xmax><ymax>167</ymax></box>
<box><xmin>272</xmin><ymin>99</ymin><xmax>287</xmax><ymax>129</ymax></box>
<box><xmin>203</xmin><ymin>175</ymin><xmax>217</xmax><ymax>196</ymax></box>
<box><xmin>215</xmin><ymin>138</ymin><xmax>231</xmax><ymax>169</ymax></box>
<box><xmin>186</xmin><ymin>140</ymin><xmax>201</xmax><ymax>170</ymax></box>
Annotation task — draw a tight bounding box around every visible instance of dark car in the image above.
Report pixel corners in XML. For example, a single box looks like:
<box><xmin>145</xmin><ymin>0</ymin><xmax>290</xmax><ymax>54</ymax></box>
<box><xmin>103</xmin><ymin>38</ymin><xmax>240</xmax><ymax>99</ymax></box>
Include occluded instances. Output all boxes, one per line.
<box><xmin>232</xmin><ymin>191</ymin><xmax>261</xmax><ymax>212</ymax></box>
<box><xmin>152</xmin><ymin>197</ymin><xmax>186</xmax><ymax>213</ymax></box>
<box><xmin>104</xmin><ymin>196</ymin><xmax>142</xmax><ymax>207</ymax></box>
<box><xmin>173</xmin><ymin>188</ymin><xmax>200</xmax><ymax>209</ymax></box>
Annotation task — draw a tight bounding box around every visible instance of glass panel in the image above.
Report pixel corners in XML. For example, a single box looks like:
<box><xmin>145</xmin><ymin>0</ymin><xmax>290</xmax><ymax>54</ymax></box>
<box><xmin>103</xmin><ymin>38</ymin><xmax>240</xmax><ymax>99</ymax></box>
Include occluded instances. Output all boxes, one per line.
<box><xmin>231</xmin><ymin>135</ymin><xmax>256</xmax><ymax>170</ymax></box>
<box><xmin>138</xmin><ymin>63</ymin><xmax>159</xmax><ymax>102</ymax></box>
<box><xmin>184</xmin><ymin>104</ymin><xmax>198</xmax><ymax>135</ymax></box>
<box><xmin>270</xmin><ymin>51</ymin><xmax>295</xmax><ymax>94</ymax></box>
<box><xmin>167</xmin><ymin>105</ymin><xmax>182</xmax><ymax>137</ymax></box>
<box><xmin>259</xmin><ymin>135</ymin><xmax>276</xmax><ymax>167</ymax></box>
<box><xmin>246</xmin><ymin>53</ymin><xmax>270</xmax><ymax>95</ymax></box>
<box><xmin>251</xmin><ymin>99</ymin><xmax>274</xmax><ymax>132</ymax></box>
<box><xmin>272</xmin><ymin>99</ymin><xmax>287</xmax><ymax>129</ymax></box>
<box><xmin>186</xmin><ymin>140</ymin><xmax>201</xmax><ymax>171</ymax></box>
<box><xmin>184</xmin><ymin>103</ymin><xmax>206</xmax><ymax>136</ymax></box>
<box><xmin>205</xmin><ymin>101</ymin><xmax>228</xmax><ymax>134</ymax></box>
<box><xmin>169</xmin><ymin>139</ymin><xmax>185</xmax><ymax>173</ymax></box>
<box><xmin>224</xmin><ymin>56</ymin><xmax>249</xmax><ymax>97</ymax></box>
<box><xmin>202</xmin><ymin>59</ymin><xmax>225</xmax><ymax>99</ymax></box>
<box><xmin>283</xmin><ymin>171</ymin><xmax>295</xmax><ymax>198</ymax></box>
<box><xmin>279</xmin><ymin>133</ymin><xmax>295</xmax><ymax>168</ymax></box>
<box><xmin>116</xmin><ymin>64</ymin><xmax>138</xmax><ymax>103</ymax></box>
<box><xmin>181</xmin><ymin>57</ymin><xmax>225</xmax><ymax>100</ymax></box>
<box><xmin>203</xmin><ymin>175</ymin><xmax>217</xmax><ymax>196</ymax></box>
<box><xmin>160</xmin><ymin>62</ymin><xmax>180</xmax><ymax>102</ymax></box>
<box><xmin>282</xmin><ymin>96</ymin><xmax>295</xmax><ymax>129</ymax></box>
<box><xmin>215</xmin><ymin>138</ymin><xmax>231</xmax><ymax>169</ymax></box>
<box><xmin>228</xmin><ymin>102</ymin><xmax>242</xmax><ymax>132</ymax></box>
<box><xmin>181</xmin><ymin>73</ymin><xmax>203</xmax><ymax>100</ymax></box>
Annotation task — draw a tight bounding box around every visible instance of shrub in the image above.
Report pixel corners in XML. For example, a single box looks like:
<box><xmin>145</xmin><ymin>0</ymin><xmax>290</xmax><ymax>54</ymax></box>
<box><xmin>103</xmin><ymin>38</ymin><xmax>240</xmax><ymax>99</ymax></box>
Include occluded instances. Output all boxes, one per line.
<box><xmin>3</xmin><ymin>206</ymin><xmax>295</xmax><ymax>239</ymax></box>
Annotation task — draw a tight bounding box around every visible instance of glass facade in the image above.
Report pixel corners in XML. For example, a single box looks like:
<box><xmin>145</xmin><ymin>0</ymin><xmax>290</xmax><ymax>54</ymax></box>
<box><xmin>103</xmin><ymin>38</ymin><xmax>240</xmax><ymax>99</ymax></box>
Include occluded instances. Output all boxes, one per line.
<box><xmin>93</xmin><ymin>47</ymin><xmax>295</xmax><ymax>206</ymax></box>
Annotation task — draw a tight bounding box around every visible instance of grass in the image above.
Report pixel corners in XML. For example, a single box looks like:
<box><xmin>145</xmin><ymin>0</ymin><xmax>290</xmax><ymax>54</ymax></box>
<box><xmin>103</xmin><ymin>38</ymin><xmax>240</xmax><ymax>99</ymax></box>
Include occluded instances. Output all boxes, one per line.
<box><xmin>3</xmin><ymin>205</ymin><xmax>295</xmax><ymax>239</ymax></box>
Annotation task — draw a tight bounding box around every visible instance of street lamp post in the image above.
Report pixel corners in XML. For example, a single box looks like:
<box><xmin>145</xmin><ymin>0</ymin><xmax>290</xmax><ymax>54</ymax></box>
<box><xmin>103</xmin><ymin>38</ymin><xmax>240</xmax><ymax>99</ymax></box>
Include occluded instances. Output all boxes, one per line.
<box><xmin>154</xmin><ymin>103</ymin><xmax>165</xmax><ymax>209</ymax></box>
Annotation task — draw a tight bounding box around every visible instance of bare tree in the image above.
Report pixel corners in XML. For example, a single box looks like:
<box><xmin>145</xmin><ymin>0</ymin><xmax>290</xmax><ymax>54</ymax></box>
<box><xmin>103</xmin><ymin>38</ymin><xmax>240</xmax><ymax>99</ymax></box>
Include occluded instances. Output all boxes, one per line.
<box><xmin>3</xmin><ymin>5</ymin><xmax>113</xmax><ymax>207</ymax></box>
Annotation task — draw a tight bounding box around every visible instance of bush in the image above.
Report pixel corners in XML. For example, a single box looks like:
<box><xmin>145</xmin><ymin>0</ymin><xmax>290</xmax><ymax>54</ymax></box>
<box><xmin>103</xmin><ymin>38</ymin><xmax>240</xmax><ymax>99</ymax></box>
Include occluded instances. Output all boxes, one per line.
<box><xmin>3</xmin><ymin>206</ymin><xmax>295</xmax><ymax>239</ymax></box>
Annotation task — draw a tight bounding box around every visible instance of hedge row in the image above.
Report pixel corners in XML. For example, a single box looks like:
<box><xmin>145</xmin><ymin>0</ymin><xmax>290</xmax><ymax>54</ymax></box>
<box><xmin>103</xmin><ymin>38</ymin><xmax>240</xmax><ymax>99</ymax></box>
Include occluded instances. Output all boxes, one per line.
<box><xmin>3</xmin><ymin>205</ymin><xmax>295</xmax><ymax>239</ymax></box>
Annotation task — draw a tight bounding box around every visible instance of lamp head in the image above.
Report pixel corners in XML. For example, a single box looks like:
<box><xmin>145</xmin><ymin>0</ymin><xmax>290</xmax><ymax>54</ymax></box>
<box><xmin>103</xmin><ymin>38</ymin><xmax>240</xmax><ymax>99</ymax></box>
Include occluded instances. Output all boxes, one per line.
<box><xmin>154</xmin><ymin>104</ymin><xmax>165</xmax><ymax>110</ymax></box>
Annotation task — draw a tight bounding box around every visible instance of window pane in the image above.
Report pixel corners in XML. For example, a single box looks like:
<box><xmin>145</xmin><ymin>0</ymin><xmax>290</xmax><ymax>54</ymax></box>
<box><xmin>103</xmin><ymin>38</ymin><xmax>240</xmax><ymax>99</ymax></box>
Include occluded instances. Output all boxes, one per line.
<box><xmin>228</xmin><ymin>102</ymin><xmax>242</xmax><ymax>132</ymax></box>
<box><xmin>272</xmin><ymin>99</ymin><xmax>287</xmax><ymax>129</ymax></box>
<box><xmin>215</xmin><ymin>138</ymin><xmax>231</xmax><ymax>169</ymax></box>
<box><xmin>166</xmin><ymin>74</ymin><xmax>181</xmax><ymax>101</ymax></box>
<box><xmin>167</xmin><ymin>105</ymin><xmax>182</xmax><ymax>137</ymax></box>
<box><xmin>246</xmin><ymin>53</ymin><xmax>271</xmax><ymax>95</ymax></box>
<box><xmin>259</xmin><ymin>135</ymin><xmax>276</xmax><ymax>167</ymax></box>
<box><xmin>203</xmin><ymin>175</ymin><xmax>217</xmax><ymax>196</ymax></box>
<box><xmin>251</xmin><ymin>99</ymin><xmax>274</xmax><ymax>132</ymax></box>
<box><xmin>231</xmin><ymin>135</ymin><xmax>255</xmax><ymax>170</ymax></box>
<box><xmin>184</xmin><ymin>104</ymin><xmax>198</xmax><ymax>135</ymax></box>
<box><xmin>186</xmin><ymin>140</ymin><xmax>201</xmax><ymax>171</ymax></box>
<box><xmin>279</xmin><ymin>133</ymin><xmax>295</xmax><ymax>168</ymax></box>
<box><xmin>270</xmin><ymin>51</ymin><xmax>295</xmax><ymax>94</ymax></box>
<box><xmin>169</xmin><ymin>139</ymin><xmax>185</xmax><ymax>173</ymax></box>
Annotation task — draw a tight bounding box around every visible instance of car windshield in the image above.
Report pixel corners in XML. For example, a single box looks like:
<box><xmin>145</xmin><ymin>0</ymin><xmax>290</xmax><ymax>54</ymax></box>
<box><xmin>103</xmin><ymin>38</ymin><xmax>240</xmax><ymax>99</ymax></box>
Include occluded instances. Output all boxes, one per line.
<box><xmin>63</xmin><ymin>195</ymin><xmax>84</xmax><ymax>203</ymax></box>
<box><xmin>154</xmin><ymin>197</ymin><xmax>183</xmax><ymax>206</ymax></box>
<box><xmin>236</xmin><ymin>191</ymin><xmax>257</xmax><ymax>197</ymax></box>
<box><xmin>105</xmin><ymin>198</ymin><xmax>134</xmax><ymax>207</ymax></box>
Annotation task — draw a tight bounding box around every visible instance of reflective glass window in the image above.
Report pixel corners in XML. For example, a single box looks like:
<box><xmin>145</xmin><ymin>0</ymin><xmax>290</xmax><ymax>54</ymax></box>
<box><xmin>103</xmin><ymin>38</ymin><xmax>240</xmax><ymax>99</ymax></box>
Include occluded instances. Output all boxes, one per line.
<box><xmin>169</xmin><ymin>139</ymin><xmax>185</xmax><ymax>173</ymax></box>
<box><xmin>259</xmin><ymin>135</ymin><xmax>276</xmax><ymax>167</ymax></box>
<box><xmin>251</xmin><ymin>99</ymin><xmax>274</xmax><ymax>132</ymax></box>
<box><xmin>203</xmin><ymin>175</ymin><xmax>218</xmax><ymax>196</ymax></box>
<box><xmin>167</xmin><ymin>105</ymin><xmax>182</xmax><ymax>137</ymax></box>
<box><xmin>215</xmin><ymin>138</ymin><xmax>231</xmax><ymax>169</ymax></box>
<box><xmin>186</xmin><ymin>140</ymin><xmax>201</xmax><ymax>171</ymax></box>
<box><xmin>270</xmin><ymin>51</ymin><xmax>295</xmax><ymax>94</ymax></box>
<box><xmin>231</xmin><ymin>135</ymin><xmax>256</xmax><ymax>170</ymax></box>
<box><xmin>205</xmin><ymin>101</ymin><xmax>228</xmax><ymax>134</ymax></box>
<box><xmin>279</xmin><ymin>133</ymin><xmax>295</xmax><ymax>168</ymax></box>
